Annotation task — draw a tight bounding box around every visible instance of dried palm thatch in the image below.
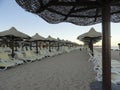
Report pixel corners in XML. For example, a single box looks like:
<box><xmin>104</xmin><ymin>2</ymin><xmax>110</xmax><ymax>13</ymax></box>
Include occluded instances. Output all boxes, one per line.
<box><xmin>0</xmin><ymin>27</ymin><xmax>30</xmax><ymax>38</ymax></box>
<box><xmin>16</xmin><ymin>0</ymin><xmax>120</xmax><ymax>25</ymax></box>
<box><xmin>77</xmin><ymin>27</ymin><xmax>102</xmax><ymax>55</ymax></box>
<box><xmin>30</xmin><ymin>33</ymin><xmax>45</xmax><ymax>41</ymax></box>
<box><xmin>46</xmin><ymin>35</ymin><xmax>57</xmax><ymax>52</ymax></box>
<box><xmin>30</xmin><ymin>33</ymin><xmax>46</xmax><ymax>53</ymax></box>
<box><xmin>0</xmin><ymin>27</ymin><xmax>30</xmax><ymax>58</ymax></box>
<box><xmin>77</xmin><ymin>27</ymin><xmax>102</xmax><ymax>43</ymax></box>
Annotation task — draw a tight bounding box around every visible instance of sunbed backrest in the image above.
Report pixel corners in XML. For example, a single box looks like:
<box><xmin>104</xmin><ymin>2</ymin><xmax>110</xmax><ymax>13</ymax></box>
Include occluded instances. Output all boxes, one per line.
<box><xmin>0</xmin><ymin>53</ymin><xmax>10</xmax><ymax>60</ymax></box>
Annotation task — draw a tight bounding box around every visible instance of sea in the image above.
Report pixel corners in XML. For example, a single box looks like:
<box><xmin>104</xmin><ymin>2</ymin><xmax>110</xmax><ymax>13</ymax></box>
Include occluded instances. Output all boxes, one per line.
<box><xmin>112</xmin><ymin>46</ymin><xmax>119</xmax><ymax>50</ymax></box>
<box><xmin>95</xmin><ymin>46</ymin><xmax>119</xmax><ymax>50</ymax></box>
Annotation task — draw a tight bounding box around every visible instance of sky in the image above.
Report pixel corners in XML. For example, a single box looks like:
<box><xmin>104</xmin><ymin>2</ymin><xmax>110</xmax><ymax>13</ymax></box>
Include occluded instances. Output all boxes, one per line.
<box><xmin>0</xmin><ymin>0</ymin><xmax>120</xmax><ymax>47</ymax></box>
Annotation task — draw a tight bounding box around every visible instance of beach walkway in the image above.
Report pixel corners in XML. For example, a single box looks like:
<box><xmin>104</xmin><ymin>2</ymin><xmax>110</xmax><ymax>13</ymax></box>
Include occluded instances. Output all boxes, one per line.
<box><xmin>0</xmin><ymin>49</ymin><xmax>95</xmax><ymax>90</ymax></box>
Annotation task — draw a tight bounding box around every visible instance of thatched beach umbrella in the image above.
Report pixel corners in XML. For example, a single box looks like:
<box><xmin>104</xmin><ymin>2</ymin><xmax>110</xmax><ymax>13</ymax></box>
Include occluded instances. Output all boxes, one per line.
<box><xmin>30</xmin><ymin>33</ymin><xmax>46</xmax><ymax>53</ymax></box>
<box><xmin>56</xmin><ymin>38</ymin><xmax>67</xmax><ymax>51</ymax></box>
<box><xmin>57</xmin><ymin>39</ymin><xmax>65</xmax><ymax>49</ymax></box>
<box><xmin>0</xmin><ymin>27</ymin><xmax>30</xmax><ymax>38</ymax></box>
<box><xmin>57</xmin><ymin>38</ymin><xmax>61</xmax><ymax>51</ymax></box>
<box><xmin>64</xmin><ymin>40</ymin><xmax>71</xmax><ymax>47</ymax></box>
<box><xmin>46</xmin><ymin>35</ymin><xmax>57</xmax><ymax>42</ymax></box>
<box><xmin>46</xmin><ymin>35</ymin><xmax>57</xmax><ymax>52</ymax></box>
<box><xmin>77</xmin><ymin>27</ymin><xmax>102</xmax><ymax>55</ymax></box>
<box><xmin>0</xmin><ymin>27</ymin><xmax>30</xmax><ymax>58</ymax></box>
<box><xmin>16</xmin><ymin>0</ymin><xmax>120</xmax><ymax>89</ymax></box>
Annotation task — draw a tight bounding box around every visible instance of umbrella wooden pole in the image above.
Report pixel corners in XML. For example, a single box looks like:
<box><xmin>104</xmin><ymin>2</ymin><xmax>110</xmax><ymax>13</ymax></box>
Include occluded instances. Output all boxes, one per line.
<box><xmin>102</xmin><ymin>0</ymin><xmax>111</xmax><ymax>90</ymax></box>
<box><xmin>118</xmin><ymin>43</ymin><xmax>120</xmax><ymax>55</ymax></box>
<box><xmin>15</xmin><ymin>41</ymin><xmax>17</xmax><ymax>51</ymax></box>
<box><xmin>39</xmin><ymin>42</ymin><xmax>41</xmax><ymax>50</ymax></box>
<box><xmin>36</xmin><ymin>41</ymin><xmax>38</xmax><ymax>54</ymax></box>
<box><xmin>30</xmin><ymin>42</ymin><xmax>32</xmax><ymax>50</ymax></box>
<box><xmin>57</xmin><ymin>42</ymin><xmax>59</xmax><ymax>51</ymax></box>
<box><xmin>11</xmin><ymin>37</ymin><xmax>15</xmax><ymax>58</ymax></box>
<box><xmin>49</xmin><ymin>42</ymin><xmax>51</xmax><ymax>52</ymax></box>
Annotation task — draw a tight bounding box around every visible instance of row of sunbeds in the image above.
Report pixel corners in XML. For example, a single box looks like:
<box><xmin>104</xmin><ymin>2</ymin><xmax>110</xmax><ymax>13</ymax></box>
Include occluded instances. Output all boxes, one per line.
<box><xmin>88</xmin><ymin>49</ymin><xmax>120</xmax><ymax>85</ymax></box>
<box><xmin>0</xmin><ymin>46</ymin><xmax>80</xmax><ymax>70</ymax></box>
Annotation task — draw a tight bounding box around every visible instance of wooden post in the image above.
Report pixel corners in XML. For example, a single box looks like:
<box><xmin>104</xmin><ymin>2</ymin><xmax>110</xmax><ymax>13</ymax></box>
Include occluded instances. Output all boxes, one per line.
<box><xmin>49</xmin><ymin>42</ymin><xmax>51</xmax><ymax>52</ymax></box>
<box><xmin>11</xmin><ymin>36</ymin><xmax>15</xmax><ymax>58</ymax></box>
<box><xmin>57</xmin><ymin>42</ymin><xmax>59</xmax><ymax>51</ymax></box>
<box><xmin>39</xmin><ymin>42</ymin><xmax>41</xmax><ymax>50</ymax></box>
<box><xmin>36</xmin><ymin>41</ymin><xmax>38</xmax><ymax>54</ymax></box>
<box><xmin>30</xmin><ymin>42</ymin><xmax>32</xmax><ymax>50</ymax></box>
<box><xmin>118</xmin><ymin>43</ymin><xmax>120</xmax><ymax>55</ymax></box>
<box><xmin>102</xmin><ymin>0</ymin><xmax>111</xmax><ymax>90</ymax></box>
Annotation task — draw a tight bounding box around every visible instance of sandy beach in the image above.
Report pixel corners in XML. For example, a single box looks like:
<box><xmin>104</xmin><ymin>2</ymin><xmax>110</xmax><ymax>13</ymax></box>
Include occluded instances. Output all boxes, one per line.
<box><xmin>0</xmin><ymin>49</ymin><xmax>95</xmax><ymax>90</ymax></box>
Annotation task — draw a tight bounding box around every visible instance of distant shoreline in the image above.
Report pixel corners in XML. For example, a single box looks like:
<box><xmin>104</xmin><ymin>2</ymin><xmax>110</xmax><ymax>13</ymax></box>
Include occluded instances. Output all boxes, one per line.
<box><xmin>94</xmin><ymin>46</ymin><xmax>119</xmax><ymax>50</ymax></box>
<box><xmin>94</xmin><ymin>47</ymin><xmax>120</xmax><ymax>61</ymax></box>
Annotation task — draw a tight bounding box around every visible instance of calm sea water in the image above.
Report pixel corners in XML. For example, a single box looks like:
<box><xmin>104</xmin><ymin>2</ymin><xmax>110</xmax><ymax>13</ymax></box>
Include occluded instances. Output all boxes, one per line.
<box><xmin>112</xmin><ymin>46</ymin><xmax>119</xmax><ymax>50</ymax></box>
<box><xmin>95</xmin><ymin>46</ymin><xmax>119</xmax><ymax>50</ymax></box>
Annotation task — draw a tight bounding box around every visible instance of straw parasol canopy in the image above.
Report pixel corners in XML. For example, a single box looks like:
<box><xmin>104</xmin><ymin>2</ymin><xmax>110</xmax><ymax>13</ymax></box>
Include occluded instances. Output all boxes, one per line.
<box><xmin>46</xmin><ymin>35</ymin><xmax>57</xmax><ymax>51</ymax></box>
<box><xmin>56</xmin><ymin>38</ymin><xmax>61</xmax><ymax>51</ymax></box>
<box><xmin>16</xmin><ymin>0</ymin><xmax>120</xmax><ymax>26</ymax></box>
<box><xmin>30</xmin><ymin>33</ymin><xmax>46</xmax><ymax>53</ymax></box>
<box><xmin>30</xmin><ymin>33</ymin><xmax>46</xmax><ymax>41</ymax></box>
<box><xmin>46</xmin><ymin>35</ymin><xmax>57</xmax><ymax>42</ymax></box>
<box><xmin>77</xmin><ymin>27</ymin><xmax>102</xmax><ymax>55</ymax></box>
<box><xmin>0</xmin><ymin>27</ymin><xmax>30</xmax><ymax>58</ymax></box>
<box><xmin>16</xmin><ymin>0</ymin><xmax>120</xmax><ymax>90</ymax></box>
<box><xmin>77</xmin><ymin>27</ymin><xmax>102</xmax><ymax>41</ymax></box>
<box><xmin>0</xmin><ymin>27</ymin><xmax>30</xmax><ymax>39</ymax></box>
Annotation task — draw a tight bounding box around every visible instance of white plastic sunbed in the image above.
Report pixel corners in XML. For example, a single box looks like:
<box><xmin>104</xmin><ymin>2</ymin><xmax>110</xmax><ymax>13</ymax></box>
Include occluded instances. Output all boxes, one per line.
<box><xmin>0</xmin><ymin>59</ymin><xmax>15</xmax><ymax>70</ymax></box>
<box><xmin>90</xmin><ymin>49</ymin><xmax>120</xmax><ymax>85</ymax></box>
<box><xmin>31</xmin><ymin>51</ymin><xmax>44</xmax><ymax>60</ymax></box>
<box><xmin>111</xmin><ymin>73</ymin><xmax>120</xmax><ymax>84</ymax></box>
<box><xmin>24</xmin><ymin>51</ymin><xmax>37</xmax><ymax>62</ymax></box>
<box><xmin>0</xmin><ymin>52</ymin><xmax>24</xmax><ymax>65</ymax></box>
<box><xmin>15</xmin><ymin>51</ymin><xmax>36</xmax><ymax>63</ymax></box>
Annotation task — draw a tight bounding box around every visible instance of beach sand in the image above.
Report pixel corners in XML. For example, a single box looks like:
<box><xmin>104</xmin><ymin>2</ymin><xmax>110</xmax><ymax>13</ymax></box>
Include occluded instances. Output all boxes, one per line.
<box><xmin>0</xmin><ymin>49</ymin><xmax>95</xmax><ymax>90</ymax></box>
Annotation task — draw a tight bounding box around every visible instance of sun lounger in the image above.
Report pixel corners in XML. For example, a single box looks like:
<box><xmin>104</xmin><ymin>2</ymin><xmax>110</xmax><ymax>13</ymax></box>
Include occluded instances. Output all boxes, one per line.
<box><xmin>0</xmin><ymin>52</ymin><xmax>16</xmax><ymax>65</ymax></box>
<box><xmin>0</xmin><ymin>52</ymin><xmax>24</xmax><ymax>65</ymax></box>
<box><xmin>40</xmin><ymin>48</ymin><xmax>48</xmax><ymax>57</ymax></box>
<box><xmin>15</xmin><ymin>52</ymin><xmax>28</xmax><ymax>62</ymax></box>
<box><xmin>31</xmin><ymin>51</ymin><xmax>44</xmax><ymax>60</ymax></box>
<box><xmin>96</xmin><ymin>70</ymin><xmax>102</xmax><ymax>81</ymax></box>
<box><xmin>16</xmin><ymin>51</ymin><xmax>36</xmax><ymax>63</ymax></box>
<box><xmin>112</xmin><ymin>73</ymin><xmax>120</xmax><ymax>84</ymax></box>
<box><xmin>88</xmin><ymin>52</ymin><xmax>95</xmax><ymax>62</ymax></box>
<box><xmin>0</xmin><ymin>59</ymin><xmax>15</xmax><ymax>70</ymax></box>
<box><xmin>111</xmin><ymin>60</ymin><xmax>120</xmax><ymax>68</ymax></box>
<box><xmin>111</xmin><ymin>67</ymin><xmax>120</xmax><ymax>74</ymax></box>
<box><xmin>24</xmin><ymin>51</ymin><xmax>37</xmax><ymax>62</ymax></box>
<box><xmin>89</xmin><ymin>49</ymin><xmax>120</xmax><ymax>85</ymax></box>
